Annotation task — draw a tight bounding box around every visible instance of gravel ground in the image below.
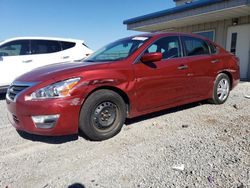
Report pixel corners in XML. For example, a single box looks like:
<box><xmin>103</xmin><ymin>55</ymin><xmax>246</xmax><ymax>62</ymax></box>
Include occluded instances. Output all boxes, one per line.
<box><xmin>0</xmin><ymin>83</ymin><xmax>249</xmax><ymax>188</ymax></box>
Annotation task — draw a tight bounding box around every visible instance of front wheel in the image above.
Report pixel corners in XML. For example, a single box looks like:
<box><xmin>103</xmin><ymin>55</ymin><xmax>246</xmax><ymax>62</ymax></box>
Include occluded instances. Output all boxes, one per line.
<box><xmin>210</xmin><ymin>73</ymin><xmax>230</xmax><ymax>104</ymax></box>
<box><xmin>79</xmin><ymin>89</ymin><xmax>126</xmax><ymax>141</ymax></box>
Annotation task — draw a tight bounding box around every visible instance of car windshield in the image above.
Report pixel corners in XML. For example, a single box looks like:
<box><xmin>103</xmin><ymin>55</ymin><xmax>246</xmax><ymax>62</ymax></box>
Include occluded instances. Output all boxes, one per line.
<box><xmin>84</xmin><ymin>36</ymin><xmax>150</xmax><ymax>62</ymax></box>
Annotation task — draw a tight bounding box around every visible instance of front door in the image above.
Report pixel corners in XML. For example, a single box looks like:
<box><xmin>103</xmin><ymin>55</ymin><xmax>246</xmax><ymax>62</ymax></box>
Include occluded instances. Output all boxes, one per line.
<box><xmin>0</xmin><ymin>40</ymin><xmax>35</xmax><ymax>86</ymax></box>
<box><xmin>226</xmin><ymin>24</ymin><xmax>250</xmax><ymax>80</ymax></box>
<box><xmin>134</xmin><ymin>36</ymin><xmax>189</xmax><ymax>112</ymax></box>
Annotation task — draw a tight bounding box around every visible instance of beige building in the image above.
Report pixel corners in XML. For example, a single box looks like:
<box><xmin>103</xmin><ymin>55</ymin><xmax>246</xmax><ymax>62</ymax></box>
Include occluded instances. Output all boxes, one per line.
<box><xmin>124</xmin><ymin>0</ymin><xmax>250</xmax><ymax>80</ymax></box>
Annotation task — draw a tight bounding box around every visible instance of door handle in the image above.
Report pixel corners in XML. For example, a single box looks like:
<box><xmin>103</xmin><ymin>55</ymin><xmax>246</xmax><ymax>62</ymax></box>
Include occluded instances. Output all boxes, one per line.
<box><xmin>178</xmin><ymin>65</ymin><xmax>188</xmax><ymax>70</ymax></box>
<box><xmin>22</xmin><ymin>60</ymin><xmax>32</xmax><ymax>63</ymax></box>
<box><xmin>211</xmin><ymin>59</ymin><xmax>220</xmax><ymax>64</ymax></box>
<box><xmin>62</xmin><ymin>56</ymin><xmax>69</xmax><ymax>59</ymax></box>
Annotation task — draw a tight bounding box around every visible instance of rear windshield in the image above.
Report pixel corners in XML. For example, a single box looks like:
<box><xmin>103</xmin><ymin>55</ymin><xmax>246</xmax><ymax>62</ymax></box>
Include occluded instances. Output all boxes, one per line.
<box><xmin>84</xmin><ymin>36</ymin><xmax>150</xmax><ymax>62</ymax></box>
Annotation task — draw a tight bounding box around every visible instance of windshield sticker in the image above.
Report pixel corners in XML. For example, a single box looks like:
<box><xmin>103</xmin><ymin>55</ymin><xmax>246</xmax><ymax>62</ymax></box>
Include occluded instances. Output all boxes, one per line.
<box><xmin>132</xmin><ymin>37</ymin><xmax>148</xmax><ymax>41</ymax></box>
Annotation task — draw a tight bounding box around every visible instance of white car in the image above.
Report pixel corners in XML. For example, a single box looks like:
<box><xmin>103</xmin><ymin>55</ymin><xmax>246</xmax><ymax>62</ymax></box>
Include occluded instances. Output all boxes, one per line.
<box><xmin>0</xmin><ymin>37</ymin><xmax>93</xmax><ymax>92</ymax></box>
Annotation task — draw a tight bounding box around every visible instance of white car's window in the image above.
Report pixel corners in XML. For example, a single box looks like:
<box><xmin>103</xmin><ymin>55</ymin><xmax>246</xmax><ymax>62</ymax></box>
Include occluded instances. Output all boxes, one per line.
<box><xmin>61</xmin><ymin>41</ymin><xmax>76</xmax><ymax>50</ymax></box>
<box><xmin>31</xmin><ymin>40</ymin><xmax>61</xmax><ymax>55</ymax></box>
<box><xmin>0</xmin><ymin>40</ymin><xmax>30</xmax><ymax>56</ymax></box>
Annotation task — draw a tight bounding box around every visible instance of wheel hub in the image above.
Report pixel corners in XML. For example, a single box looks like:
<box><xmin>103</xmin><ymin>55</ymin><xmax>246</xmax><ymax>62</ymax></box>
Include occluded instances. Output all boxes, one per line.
<box><xmin>93</xmin><ymin>102</ymin><xmax>117</xmax><ymax>129</ymax></box>
<box><xmin>217</xmin><ymin>78</ymin><xmax>229</xmax><ymax>101</ymax></box>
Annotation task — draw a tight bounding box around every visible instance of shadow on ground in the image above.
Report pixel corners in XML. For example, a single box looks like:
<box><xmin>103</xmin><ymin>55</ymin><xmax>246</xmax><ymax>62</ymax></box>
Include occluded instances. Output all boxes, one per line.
<box><xmin>17</xmin><ymin>100</ymin><xmax>208</xmax><ymax>143</ymax></box>
<box><xmin>17</xmin><ymin>131</ymin><xmax>78</xmax><ymax>144</ymax></box>
<box><xmin>0</xmin><ymin>93</ymin><xmax>6</xmax><ymax>100</ymax></box>
<box><xmin>68</xmin><ymin>183</ymin><xmax>86</xmax><ymax>188</ymax></box>
<box><xmin>125</xmin><ymin>100</ymin><xmax>207</xmax><ymax>125</ymax></box>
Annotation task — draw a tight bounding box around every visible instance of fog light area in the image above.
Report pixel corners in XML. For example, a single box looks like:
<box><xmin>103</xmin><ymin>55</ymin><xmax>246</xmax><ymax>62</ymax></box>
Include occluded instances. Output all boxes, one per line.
<box><xmin>32</xmin><ymin>114</ymin><xmax>60</xmax><ymax>129</ymax></box>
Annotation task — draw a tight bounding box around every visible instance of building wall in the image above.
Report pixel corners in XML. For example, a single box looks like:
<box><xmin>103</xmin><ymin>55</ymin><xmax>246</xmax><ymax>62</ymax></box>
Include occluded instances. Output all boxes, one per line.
<box><xmin>169</xmin><ymin>15</ymin><xmax>250</xmax><ymax>48</ymax></box>
<box><xmin>126</xmin><ymin>0</ymin><xmax>249</xmax><ymax>31</ymax></box>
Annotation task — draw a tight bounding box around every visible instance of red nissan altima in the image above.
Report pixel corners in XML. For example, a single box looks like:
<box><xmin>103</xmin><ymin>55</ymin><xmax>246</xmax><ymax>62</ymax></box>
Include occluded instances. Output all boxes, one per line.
<box><xmin>6</xmin><ymin>33</ymin><xmax>239</xmax><ymax>141</ymax></box>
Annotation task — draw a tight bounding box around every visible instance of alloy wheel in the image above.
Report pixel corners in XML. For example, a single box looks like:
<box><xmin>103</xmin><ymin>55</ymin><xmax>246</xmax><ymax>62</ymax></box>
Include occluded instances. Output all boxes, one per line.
<box><xmin>217</xmin><ymin>78</ymin><xmax>230</xmax><ymax>101</ymax></box>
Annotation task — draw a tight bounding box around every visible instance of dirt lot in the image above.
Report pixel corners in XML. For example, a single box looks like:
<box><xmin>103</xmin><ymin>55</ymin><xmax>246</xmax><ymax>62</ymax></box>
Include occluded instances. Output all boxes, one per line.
<box><xmin>0</xmin><ymin>83</ymin><xmax>249</xmax><ymax>188</ymax></box>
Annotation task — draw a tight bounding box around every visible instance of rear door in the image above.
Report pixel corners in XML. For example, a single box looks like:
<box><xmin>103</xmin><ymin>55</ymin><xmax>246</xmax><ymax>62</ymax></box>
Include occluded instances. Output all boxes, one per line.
<box><xmin>134</xmin><ymin>36</ymin><xmax>190</xmax><ymax>112</ymax></box>
<box><xmin>180</xmin><ymin>36</ymin><xmax>214</xmax><ymax>98</ymax></box>
<box><xmin>60</xmin><ymin>41</ymin><xmax>79</xmax><ymax>61</ymax></box>
<box><xmin>30</xmin><ymin>39</ymin><xmax>62</xmax><ymax>67</ymax></box>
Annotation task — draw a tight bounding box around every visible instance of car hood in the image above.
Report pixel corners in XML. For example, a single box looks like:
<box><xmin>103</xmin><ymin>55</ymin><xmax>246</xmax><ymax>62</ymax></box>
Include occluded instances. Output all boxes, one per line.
<box><xmin>16</xmin><ymin>61</ymin><xmax>109</xmax><ymax>82</ymax></box>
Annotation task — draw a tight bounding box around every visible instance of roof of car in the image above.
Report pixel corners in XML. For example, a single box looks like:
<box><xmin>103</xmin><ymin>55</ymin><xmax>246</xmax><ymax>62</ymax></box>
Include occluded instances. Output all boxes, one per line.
<box><xmin>128</xmin><ymin>32</ymin><xmax>212</xmax><ymax>41</ymax></box>
<box><xmin>0</xmin><ymin>37</ymin><xmax>85</xmax><ymax>44</ymax></box>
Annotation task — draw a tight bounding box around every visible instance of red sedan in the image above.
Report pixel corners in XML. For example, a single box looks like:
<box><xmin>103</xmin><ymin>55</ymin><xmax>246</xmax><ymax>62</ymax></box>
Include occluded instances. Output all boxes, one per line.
<box><xmin>6</xmin><ymin>33</ymin><xmax>240</xmax><ymax>141</ymax></box>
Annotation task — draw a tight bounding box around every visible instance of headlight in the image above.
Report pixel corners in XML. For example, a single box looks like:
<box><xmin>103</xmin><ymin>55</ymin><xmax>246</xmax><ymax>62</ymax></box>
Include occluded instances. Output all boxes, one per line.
<box><xmin>30</xmin><ymin>78</ymin><xmax>80</xmax><ymax>100</ymax></box>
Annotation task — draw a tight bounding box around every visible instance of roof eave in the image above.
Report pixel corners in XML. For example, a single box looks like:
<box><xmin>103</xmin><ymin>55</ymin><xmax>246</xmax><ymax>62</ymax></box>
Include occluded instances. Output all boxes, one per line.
<box><xmin>123</xmin><ymin>0</ymin><xmax>226</xmax><ymax>25</ymax></box>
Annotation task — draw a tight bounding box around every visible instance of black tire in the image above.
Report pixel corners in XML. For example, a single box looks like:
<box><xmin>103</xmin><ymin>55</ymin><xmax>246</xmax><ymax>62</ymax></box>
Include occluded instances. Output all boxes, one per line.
<box><xmin>210</xmin><ymin>73</ymin><xmax>230</xmax><ymax>104</ymax></box>
<box><xmin>79</xmin><ymin>89</ymin><xmax>126</xmax><ymax>141</ymax></box>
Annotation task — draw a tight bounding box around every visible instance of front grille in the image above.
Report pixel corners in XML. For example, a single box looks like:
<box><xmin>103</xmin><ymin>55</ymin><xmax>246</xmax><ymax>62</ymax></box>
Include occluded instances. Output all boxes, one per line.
<box><xmin>7</xmin><ymin>85</ymin><xmax>29</xmax><ymax>101</ymax></box>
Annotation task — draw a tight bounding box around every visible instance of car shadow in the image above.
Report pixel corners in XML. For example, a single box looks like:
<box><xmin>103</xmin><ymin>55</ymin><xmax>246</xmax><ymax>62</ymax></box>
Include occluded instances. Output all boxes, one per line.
<box><xmin>125</xmin><ymin>100</ymin><xmax>208</xmax><ymax>125</ymax></box>
<box><xmin>0</xmin><ymin>93</ymin><xmax>6</xmax><ymax>100</ymax></box>
<box><xmin>68</xmin><ymin>183</ymin><xmax>86</xmax><ymax>188</ymax></box>
<box><xmin>17</xmin><ymin>130</ymin><xmax>78</xmax><ymax>144</ymax></box>
<box><xmin>17</xmin><ymin>100</ymin><xmax>209</xmax><ymax>143</ymax></box>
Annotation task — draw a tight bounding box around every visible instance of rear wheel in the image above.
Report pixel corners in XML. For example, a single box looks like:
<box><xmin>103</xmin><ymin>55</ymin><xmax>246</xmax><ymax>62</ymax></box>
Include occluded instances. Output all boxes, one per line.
<box><xmin>79</xmin><ymin>89</ymin><xmax>126</xmax><ymax>141</ymax></box>
<box><xmin>210</xmin><ymin>73</ymin><xmax>230</xmax><ymax>104</ymax></box>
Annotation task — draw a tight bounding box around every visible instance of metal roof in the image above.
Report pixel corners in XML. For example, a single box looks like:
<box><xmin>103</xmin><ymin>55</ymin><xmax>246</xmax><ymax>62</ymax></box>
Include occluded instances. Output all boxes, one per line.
<box><xmin>123</xmin><ymin>0</ymin><xmax>225</xmax><ymax>25</ymax></box>
<box><xmin>124</xmin><ymin>0</ymin><xmax>250</xmax><ymax>32</ymax></box>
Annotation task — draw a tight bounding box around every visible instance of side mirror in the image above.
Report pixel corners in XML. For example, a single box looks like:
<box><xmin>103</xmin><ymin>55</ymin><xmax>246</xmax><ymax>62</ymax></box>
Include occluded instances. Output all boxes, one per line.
<box><xmin>141</xmin><ymin>52</ymin><xmax>162</xmax><ymax>63</ymax></box>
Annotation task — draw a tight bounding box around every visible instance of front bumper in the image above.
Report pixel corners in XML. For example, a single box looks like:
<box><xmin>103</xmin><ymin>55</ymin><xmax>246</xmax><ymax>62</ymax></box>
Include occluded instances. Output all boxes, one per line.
<box><xmin>6</xmin><ymin>95</ymin><xmax>83</xmax><ymax>136</ymax></box>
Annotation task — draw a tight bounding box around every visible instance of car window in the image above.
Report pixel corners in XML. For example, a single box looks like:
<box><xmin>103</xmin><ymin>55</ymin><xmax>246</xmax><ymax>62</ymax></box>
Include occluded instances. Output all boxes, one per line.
<box><xmin>182</xmin><ymin>36</ymin><xmax>210</xmax><ymax>56</ymax></box>
<box><xmin>208</xmin><ymin>42</ymin><xmax>217</xmax><ymax>54</ymax></box>
<box><xmin>31</xmin><ymin>40</ymin><xmax>61</xmax><ymax>55</ymax></box>
<box><xmin>0</xmin><ymin>40</ymin><xmax>30</xmax><ymax>56</ymax></box>
<box><xmin>61</xmin><ymin>41</ymin><xmax>76</xmax><ymax>50</ymax></box>
<box><xmin>145</xmin><ymin>36</ymin><xmax>181</xmax><ymax>59</ymax></box>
